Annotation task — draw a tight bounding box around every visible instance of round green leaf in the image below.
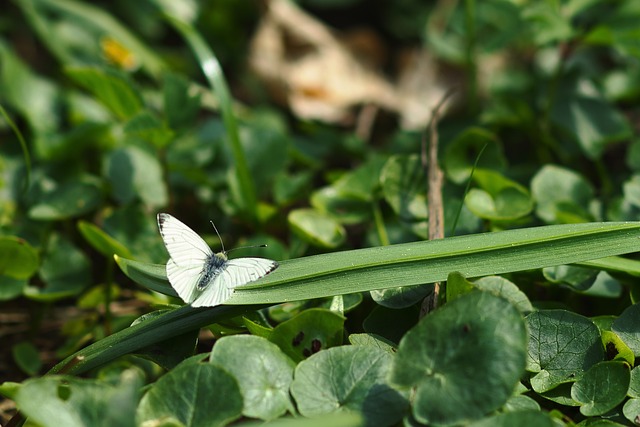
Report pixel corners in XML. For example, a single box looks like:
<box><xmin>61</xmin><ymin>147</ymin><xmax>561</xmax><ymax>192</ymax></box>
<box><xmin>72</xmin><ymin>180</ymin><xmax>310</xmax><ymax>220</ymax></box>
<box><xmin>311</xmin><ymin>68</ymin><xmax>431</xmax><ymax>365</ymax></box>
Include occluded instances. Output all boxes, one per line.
<box><xmin>443</xmin><ymin>127</ymin><xmax>506</xmax><ymax>184</ymax></box>
<box><xmin>28</xmin><ymin>176</ymin><xmax>103</xmax><ymax>220</ymax></box>
<box><xmin>137</xmin><ymin>363</ymin><xmax>243</xmax><ymax>427</ymax></box>
<box><xmin>14</xmin><ymin>371</ymin><xmax>141</xmax><ymax>427</ymax></box>
<box><xmin>612</xmin><ymin>303</ymin><xmax>640</xmax><ymax>357</ymax></box>
<box><xmin>291</xmin><ymin>345</ymin><xmax>408</xmax><ymax>426</ymax></box>
<box><xmin>0</xmin><ymin>276</ymin><xmax>27</xmax><ymax>301</ymax></box>
<box><xmin>623</xmin><ymin>398</ymin><xmax>640</xmax><ymax>426</ymax></box>
<box><xmin>123</xmin><ymin>111</ymin><xmax>174</xmax><ymax>148</ymax></box>
<box><xmin>288</xmin><ymin>208</ymin><xmax>346</xmax><ymax>248</ymax></box>
<box><xmin>630</xmin><ymin>366</ymin><xmax>640</xmax><ymax>398</ymax></box>
<box><xmin>370</xmin><ymin>283</ymin><xmax>433</xmax><ymax>309</ymax></box>
<box><xmin>105</xmin><ymin>146</ymin><xmax>168</xmax><ymax>208</ymax></box>
<box><xmin>571</xmin><ymin>361</ymin><xmax>630</xmax><ymax>416</ymax></box>
<box><xmin>0</xmin><ymin>236</ymin><xmax>38</xmax><ymax>279</ymax></box>
<box><xmin>380</xmin><ymin>154</ymin><xmax>427</xmax><ymax>221</ymax></box>
<box><xmin>12</xmin><ymin>341</ymin><xmax>42</xmax><ymax>376</ymax></box>
<box><xmin>473</xmin><ymin>276</ymin><xmax>534</xmax><ymax>313</ymax></box>
<box><xmin>389</xmin><ymin>291</ymin><xmax>527</xmax><ymax>426</ymax></box>
<box><xmin>526</xmin><ymin>310</ymin><xmax>603</xmax><ymax>393</ymax></box>
<box><xmin>269</xmin><ymin>308</ymin><xmax>345</xmax><ymax>362</ymax></box>
<box><xmin>465</xmin><ymin>186</ymin><xmax>533</xmax><ymax>220</ymax></box>
<box><xmin>26</xmin><ymin>234</ymin><xmax>91</xmax><ymax>301</ymax></box>
<box><xmin>531</xmin><ymin>165</ymin><xmax>594</xmax><ymax>223</ymax></box>
<box><xmin>311</xmin><ymin>187</ymin><xmax>371</xmax><ymax>225</ymax></box>
<box><xmin>467</xmin><ymin>410</ymin><xmax>555</xmax><ymax>427</ymax></box>
<box><xmin>209</xmin><ymin>335</ymin><xmax>295</xmax><ymax>420</ymax></box>
<box><xmin>348</xmin><ymin>333</ymin><xmax>397</xmax><ymax>354</ymax></box>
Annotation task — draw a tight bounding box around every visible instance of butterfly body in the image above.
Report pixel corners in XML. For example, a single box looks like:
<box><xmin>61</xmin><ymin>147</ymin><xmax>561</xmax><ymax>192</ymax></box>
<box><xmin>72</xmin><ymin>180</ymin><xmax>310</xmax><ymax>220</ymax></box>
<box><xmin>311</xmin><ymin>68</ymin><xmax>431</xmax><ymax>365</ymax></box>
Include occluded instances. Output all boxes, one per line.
<box><xmin>197</xmin><ymin>252</ymin><xmax>228</xmax><ymax>291</ymax></box>
<box><xmin>157</xmin><ymin>213</ymin><xmax>278</xmax><ymax>307</ymax></box>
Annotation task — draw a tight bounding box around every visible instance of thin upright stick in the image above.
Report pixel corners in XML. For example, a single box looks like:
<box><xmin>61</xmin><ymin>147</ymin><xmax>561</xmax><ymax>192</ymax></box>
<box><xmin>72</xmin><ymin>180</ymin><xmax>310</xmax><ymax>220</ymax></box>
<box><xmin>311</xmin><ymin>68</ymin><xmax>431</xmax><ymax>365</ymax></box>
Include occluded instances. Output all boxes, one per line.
<box><xmin>420</xmin><ymin>88</ymin><xmax>455</xmax><ymax>317</ymax></box>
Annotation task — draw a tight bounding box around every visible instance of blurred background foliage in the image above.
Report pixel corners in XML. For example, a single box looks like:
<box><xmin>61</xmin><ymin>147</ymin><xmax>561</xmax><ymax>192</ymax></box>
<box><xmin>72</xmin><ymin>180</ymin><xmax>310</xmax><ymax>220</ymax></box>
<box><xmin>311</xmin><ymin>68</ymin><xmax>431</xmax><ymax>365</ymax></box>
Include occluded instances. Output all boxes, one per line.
<box><xmin>1</xmin><ymin>0</ymin><xmax>640</xmax><ymax>412</ymax></box>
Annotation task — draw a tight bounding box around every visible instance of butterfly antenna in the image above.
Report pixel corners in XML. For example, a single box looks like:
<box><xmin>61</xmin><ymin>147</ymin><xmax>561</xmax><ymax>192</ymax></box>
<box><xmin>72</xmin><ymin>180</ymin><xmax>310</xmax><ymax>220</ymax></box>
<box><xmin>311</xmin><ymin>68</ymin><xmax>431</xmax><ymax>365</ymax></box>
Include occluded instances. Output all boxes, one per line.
<box><xmin>210</xmin><ymin>220</ymin><xmax>226</xmax><ymax>253</ymax></box>
<box><xmin>226</xmin><ymin>244</ymin><xmax>268</xmax><ymax>254</ymax></box>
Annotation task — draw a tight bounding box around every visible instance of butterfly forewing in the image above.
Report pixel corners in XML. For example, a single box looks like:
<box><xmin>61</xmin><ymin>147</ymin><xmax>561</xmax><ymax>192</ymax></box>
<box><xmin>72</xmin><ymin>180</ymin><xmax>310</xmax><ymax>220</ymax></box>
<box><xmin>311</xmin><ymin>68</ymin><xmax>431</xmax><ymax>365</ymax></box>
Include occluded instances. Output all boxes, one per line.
<box><xmin>157</xmin><ymin>213</ymin><xmax>212</xmax><ymax>266</ymax></box>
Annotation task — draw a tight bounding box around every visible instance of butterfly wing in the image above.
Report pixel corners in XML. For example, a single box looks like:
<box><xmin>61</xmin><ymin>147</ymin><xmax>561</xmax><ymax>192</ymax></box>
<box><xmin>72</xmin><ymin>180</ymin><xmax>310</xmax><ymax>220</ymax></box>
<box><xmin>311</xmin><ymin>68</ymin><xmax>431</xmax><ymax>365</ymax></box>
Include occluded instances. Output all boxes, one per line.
<box><xmin>191</xmin><ymin>257</ymin><xmax>278</xmax><ymax>307</ymax></box>
<box><xmin>157</xmin><ymin>213</ymin><xmax>213</xmax><ymax>304</ymax></box>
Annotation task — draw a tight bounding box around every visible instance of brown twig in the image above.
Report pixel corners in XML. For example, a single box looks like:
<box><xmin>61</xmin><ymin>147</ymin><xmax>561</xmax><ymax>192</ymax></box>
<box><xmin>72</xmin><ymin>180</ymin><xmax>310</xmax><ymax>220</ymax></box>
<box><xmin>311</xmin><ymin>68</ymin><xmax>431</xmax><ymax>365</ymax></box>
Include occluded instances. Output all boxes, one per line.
<box><xmin>420</xmin><ymin>88</ymin><xmax>456</xmax><ymax>318</ymax></box>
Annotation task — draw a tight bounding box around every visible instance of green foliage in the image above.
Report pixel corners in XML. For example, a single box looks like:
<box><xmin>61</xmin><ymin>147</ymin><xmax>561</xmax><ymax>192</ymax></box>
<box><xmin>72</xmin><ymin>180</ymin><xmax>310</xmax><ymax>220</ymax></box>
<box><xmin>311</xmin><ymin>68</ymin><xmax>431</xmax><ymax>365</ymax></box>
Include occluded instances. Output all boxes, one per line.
<box><xmin>3</xmin><ymin>0</ymin><xmax>640</xmax><ymax>426</ymax></box>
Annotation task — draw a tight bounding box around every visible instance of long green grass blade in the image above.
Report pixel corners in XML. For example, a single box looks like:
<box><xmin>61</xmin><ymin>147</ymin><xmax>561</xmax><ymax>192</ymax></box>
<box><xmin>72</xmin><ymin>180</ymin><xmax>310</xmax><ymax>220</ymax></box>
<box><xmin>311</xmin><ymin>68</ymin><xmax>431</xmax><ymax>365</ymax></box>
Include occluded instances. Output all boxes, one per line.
<box><xmin>48</xmin><ymin>304</ymin><xmax>263</xmax><ymax>376</ymax></box>
<box><xmin>118</xmin><ymin>222</ymin><xmax>640</xmax><ymax>305</ymax></box>
<box><xmin>167</xmin><ymin>16</ymin><xmax>257</xmax><ymax>221</ymax></box>
<box><xmin>0</xmin><ymin>104</ymin><xmax>31</xmax><ymax>190</ymax></box>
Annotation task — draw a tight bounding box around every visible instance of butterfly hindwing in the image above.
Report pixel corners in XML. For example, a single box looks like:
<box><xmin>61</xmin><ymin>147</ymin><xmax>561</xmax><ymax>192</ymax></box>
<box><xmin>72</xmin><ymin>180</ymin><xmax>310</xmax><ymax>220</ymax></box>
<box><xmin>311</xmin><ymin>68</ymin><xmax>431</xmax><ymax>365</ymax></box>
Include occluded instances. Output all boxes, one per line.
<box><xmin>191</xmin><ymin>258</ymin><xmax>278</xmax><ymax>307</ymax></box>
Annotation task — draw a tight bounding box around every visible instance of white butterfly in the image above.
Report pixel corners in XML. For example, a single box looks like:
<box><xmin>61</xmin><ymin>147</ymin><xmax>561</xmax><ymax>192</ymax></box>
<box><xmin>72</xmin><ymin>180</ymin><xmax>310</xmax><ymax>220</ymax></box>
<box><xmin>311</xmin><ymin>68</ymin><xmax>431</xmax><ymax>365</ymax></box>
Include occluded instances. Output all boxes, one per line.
<box><xmin>157</xmin><ymin>213</ymin><xmax>278</xmax><ymax>307</ymax></box>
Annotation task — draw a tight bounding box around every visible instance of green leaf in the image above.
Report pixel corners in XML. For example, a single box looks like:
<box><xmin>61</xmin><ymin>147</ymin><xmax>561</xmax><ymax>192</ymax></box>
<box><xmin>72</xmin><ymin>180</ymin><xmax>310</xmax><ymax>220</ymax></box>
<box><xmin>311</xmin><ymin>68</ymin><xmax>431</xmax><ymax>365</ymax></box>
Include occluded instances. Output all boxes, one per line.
<box><xmin>348</xmin><ymin>333</ymin><xmax>397</xmax><ymax>354</ymax></box>
<box><xmin>446</xmin><ymin>271</ymin><xmax>476</xmax><ymax>302</ymax></box>
<box><xmin>137</xmin><ymin>362</ymin><xmax>243</xmax><ymax>427</ymax></box>
<box><xmin>380</xmin><ymin>154</ymin><xmax>427</xmax><ymax>222</ymax></box>
<box><xmin>209</xmin><ymin>335</ymin><xmax>295</xmax><ymax>420</ymax></box>
<box><xmin>466</xmin><ymin>170</ymin><xmax>533</xmax><ymax>220</ymax></box>
<box><xmin>443</xmin><ymin>127</ymin><xmax>506</xmax><ymax>184</ymax></box>
<box><xmin>28</xmin><ymin>175</ymin><xmax>103</xmax><ymax>220</ymax></box>
<box><xmin>551</xmin><ymin>92</ymin><xmax>631</xmax><ymax>159</ymax></box>
<box><xmin>12</xmin><ymin>341</ymin><xmax>42</xmax><ymax>376</ymax></box>
<box><xmin>630</xmin><ymin>366</ymin><xmax>640</xmax><ymax>398</ymax></box>
<box><xmin>601</xmin><ymin>330</ymin><xmax>634</xmax><ymax>364</ymax></box>
<box><xmin>522</xmin><ymin>3</ymin><xmax>574</xmax><ymax>45</ymax></box>
<box><xmin>332</xmin><ymin>156</ymin><xmax>386</xmax><ymax>202</ymax></box>
<box><xmin>105</xmin><ymin>145</ymin><xmax>168</xmax><ymax>208</ymax></box>
<box><xmin>370</xmin><ymin>283</ymin><xmax>433</xmax><ymax>309</ymax></box>
<box><xmin>14</xmin><ymin>370</ymin><xmax>141</xmax><ymax>427</ymax></box>
<box><xmin>123</xmin><ymin>111</ymin><xmax>174</xmax><ymax>148</ymax></box>
<box><xmin>612</xmin><ymin>303</ymin><xmax>640</xmax><ymax>357</ymax></box>
<box><xmin>571</xmin><ymin>361</ymin><xmax>630</xmax><ymax>416</ymax></box>
<box><xmin>78</xmin><ymin>221</ymin><xmax>133</xmax><ymax>258</ymax></box>
<box><xmin>0</xmin><ymin>236</ymin><xmax>39</xmax><ymax>280</ymax></box>
<box><xmin>389</xmin><ymin>291</ymin><xmax>527</xmax><ymax>426</ymax></box>
<box><xmin>526</xmin><ymin>310</ymin><xmax>603</xmax><ymax>393</ymax></box>
<box><xmin>311</xmin><ymin>187</ymin><xmax>371</xmax><ymax>225</ymax></box>
<box><xmin>0</xmin><ymin>276</ymin><xmax>27</xmax><ymax>301</ymax></box>
<box><xmin>0</xmin><ymin>41</ymin><xmax>60</xmax><ymax>136</ymax></box>
<box><xmin>473</xmin><ymin>276</ymin><xmax>534</xmax><ymax>313</ymax></box>
<box><xmin>66</xmin><ymin>67</ymin><xmax>143</xmax><ymax>120</ymax></box>
<box><xmin>163</xmin><ymin>72</ymin><xmax>201</xmax><ymax>130</ymax></box>
<box><xmin>623</xmin><ymin>398</ymin><xmax>640</xmax><ymax>426</ymax></box>
<box><xmin>468</xmin><ymin>410</ymin><xmax>555</xmax><ymax>427</ymax></box>
<box><xmin>291</xmin><ymin>345</ymin><xmax>408</xmax><ymax>426</ymax></box>
<box><xmin>623</xmin><ymin>174</ymin><xmax>640</xmax><ymax>208</ymax></box>
<box><xmin>288</xmin><ymin>208</ymin><xmax>346</xmax><ymax>248</ymax></box>
<box><xmin>26</xmin><ymin>234</ymin><xmax>91</xmax><ymax>301</ymax></box>
<box><xmin>531</xmin><ymin>165</ymin><xmax>594</xmax><ymax>223</ymax></box>
<box><xmin>268</xmin><ymin>308</ymin><xmax>345</xmax><ymax>362</ymax></box>
<box><xmin>544</xmin><ymin>264</ymin><xmax>597</xmax><ymax>291</ymax></box>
